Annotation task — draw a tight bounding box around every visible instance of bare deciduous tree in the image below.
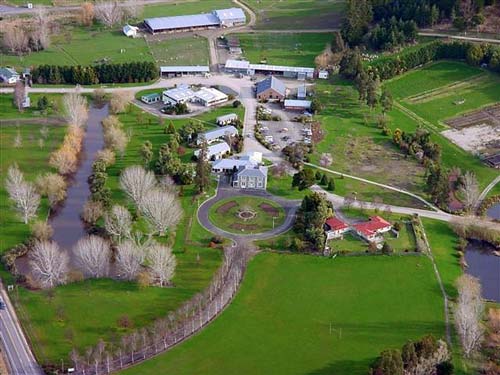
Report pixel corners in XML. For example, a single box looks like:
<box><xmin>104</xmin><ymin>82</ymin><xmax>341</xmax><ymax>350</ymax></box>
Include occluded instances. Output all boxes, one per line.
<box><xmin>80</xmin><ymin>2</ymin><xmax>95</xmax><ymax>26</ymax></box>
<box><xmin>120</xmin><ymin>165</ymin><xmax>157</xmax><ymax>206</ymax></box>
<box><xmin>94</xmin><ymin>1</ymin><xmax>123</xmax><ymax>28</ymax></box>
<box><xmin>96</xmin><ymin>148</ymin><xmax>116</xmax><ymax>167</ymax></box>
<box><xmin>63</xmin><ymin>91</ymin><xmax>89</xmax><ymax>128</ymax></box>
<box><xmin>50</xmin><ymin>147</ymin><xmax>78</xmax><ymax>175</ymax></box>
<box><xmin>73</xmin><ymin>235</ymin><xmax>111</xmax><ymax>278</ymax></box>
<box><xmin>104</xmin><ymin>125</ymin><xmax>128</xmax><ymax>157</ymax></box>
<box><xmin>36</xmin><ymin>172</ymin><xmax>67</xmax><ymax>208</ymax></box>
<box><xmin>6</xmin><ymin>169</ymin><xmax>40</xmax><ymax>224</ymax></box>
<box><xmin>31</xmin><ymin>220</ymin><xmax>54</xmax><ymax>241</ymax></box>
<box><xmin>13</xmin><ymin>81</ymin><xmax>26</xmax><ymax>111</ymax></box>
<box><xmin>29</xmin><ymin>240</ymin><xmax>69</xmax><ymax>288</ymax></box>
<box><xmin>109</xmin><ymin>91</ymin><xmax>133</xmax><ymax>114</ymax></box>
<box><xmin>319</xmin><ymin>153</ymin><xmax>333</xmax><ymax>167</ymax></box>
<box><xmin>459</xmin><ymin>171</ymin><xmax>480</xmax><ymax>212</ymax></box>
<box><xmin>455</xmin><ymin>274</ymin><xmax>484</xmax><ymax>357</ymax></box>
<box><xmin>104</xmin><ymin>205</ymin><xmax>132</xmax><ymax>240</ymax></box>
<box><xmin>115</xmin><ymin>240</ymin><xmax>145</xmax><ymax>280</ymax></box>
<box><xmin>138</xmin><ymin>189</ymin><xmax>182</xmax><ymax>236</ymax></box>
<box><xmin>33</xmin><ymin>6</ymin><xmax>50</xmax><ymax>50</ymax></box>
<box><xmin>2</xmin><ymin>23</ymin><xmax>29</xmax><ymax>55</ymax></box>
<box><xmin>13</xmin><ymin>128</ymin><xmax>23</xmax><ymax>148</ymax></box>
<box><xmin>122</xmin><ymin>0</ymin><xmax>143</xmax><ymax>19</ymax></box>
<box><xmin>82</xmin><ymin>200</ymin><xmax>104</xmax><ymax>225</ymax></box>
<box><xmin>147</xmin><ymin>243</ymin><xmax>176</xmax><ymax>287</ymax></box>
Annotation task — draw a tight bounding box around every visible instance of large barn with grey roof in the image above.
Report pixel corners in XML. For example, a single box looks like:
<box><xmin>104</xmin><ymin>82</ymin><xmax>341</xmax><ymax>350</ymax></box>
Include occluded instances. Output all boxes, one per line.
<box><xmin>144</xmin><ymin>7</ymin><xmax>245</xmax><ymax>34</ymax></box>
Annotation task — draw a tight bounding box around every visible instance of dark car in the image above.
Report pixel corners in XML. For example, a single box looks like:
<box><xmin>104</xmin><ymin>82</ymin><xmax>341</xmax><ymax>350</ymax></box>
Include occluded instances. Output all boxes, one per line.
<box><xmin>0</xmin><ymin>298</ymin><xmax>5</xmax><ymax>310</ymax></box>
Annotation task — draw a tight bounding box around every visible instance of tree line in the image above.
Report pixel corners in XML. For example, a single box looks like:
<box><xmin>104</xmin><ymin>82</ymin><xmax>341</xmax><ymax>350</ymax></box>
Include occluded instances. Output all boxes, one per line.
<box><xmin>32</xmin><ymin>62</ymin><xmax>158</xmax><ymax>85</ymax></box>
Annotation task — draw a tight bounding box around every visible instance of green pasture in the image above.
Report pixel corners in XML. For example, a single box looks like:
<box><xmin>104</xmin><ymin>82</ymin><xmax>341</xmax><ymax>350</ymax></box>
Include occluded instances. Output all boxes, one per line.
<box><xmin>119</xmin><ymin>253</ymin><xmax>445</xmax><ymax>375</ymax></box>
<box><xmin>142</xmin><ymin>0</ymin><xmax>233</xmax><ymax>19</ymax></box>
<box><xmin>148</xmin><ymin>36</ymin><xmax>209</xmax><ymax>66</ymax></box>
<box><xmin>235</xmin><ymin>33</ymin><xmax>331</xmax><ymax>66</ymax></box>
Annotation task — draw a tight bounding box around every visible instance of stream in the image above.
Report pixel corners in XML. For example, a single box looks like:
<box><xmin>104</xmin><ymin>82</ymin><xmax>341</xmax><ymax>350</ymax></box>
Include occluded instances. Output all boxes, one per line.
<box><xmin>16</xmin><ymin>104</ymin><xmax>108</xmax><ymax>274</ymax></box>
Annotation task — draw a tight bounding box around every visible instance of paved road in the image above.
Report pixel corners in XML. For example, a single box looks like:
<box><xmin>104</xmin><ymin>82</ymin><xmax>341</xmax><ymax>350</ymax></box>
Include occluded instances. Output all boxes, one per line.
<box><xmin>310</xmin><ymin>185</ymin><xmax>454</xmax><ymax>222</ymax></box>
<box><xmin>197</xmin><ymin>179</ymin><xmax>300</xmax><ymax>241</ymax></box>
<box><xmin>305</xmin><ymin>163</ymin><xmax>442</xmax><ymax>212</ymax></box>
<box><xmin>0</xmin><ymin>282</ymin><xmax>42</xmax><ymax>375</ymax></box>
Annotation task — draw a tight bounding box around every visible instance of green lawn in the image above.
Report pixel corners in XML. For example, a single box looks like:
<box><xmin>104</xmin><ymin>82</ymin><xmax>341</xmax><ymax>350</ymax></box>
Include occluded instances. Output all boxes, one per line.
<box><xmin>142</xmin><ymin>0</ymin><xmax>233</xmax><ymax>18</ymax></box>
<box><xmin>0</xmin><ymin>124</ymin><xmax>67</xmax><ymax>254</ymax></box>
<box><xmin>209</xmin><ymin>196</ymin><xmax>285</xmax><ymax>234</ymax></box>
<box><xmin>119</xmin><ymin>253</ymin><xmax>445</xmax><ymax>375</ymax></box>
<box><xmin>148</xmin><ymin>36</ymin><xmax>209</xmax><ymax>66</ymax></box>
<box><xmin>2</xmin><ymin>27</ymin><xmax>153</xmax><ymax>70</ymax></box>
<box><xmin>384</xmin><ymin>61</ymin><xmax>483</xmax><ymax>99</ymax></box>
<box><xmin>0</xmin><ymin>94</ymin><xmax>63</xmax><ymax>119</ymax></box>
<box><xmin>235</xmin><ymin>33</ymin><xmax>331</xmax><ymax>66</ymax></box>
<box><xmin>266</xmin><ymin>173</ymin><xmax>308</xmax><ymax>199</ymax></box>
<box><xmin>247</xmin><ymin>0</ymin><xmax>346</xmax><ymax>29</ymax></box>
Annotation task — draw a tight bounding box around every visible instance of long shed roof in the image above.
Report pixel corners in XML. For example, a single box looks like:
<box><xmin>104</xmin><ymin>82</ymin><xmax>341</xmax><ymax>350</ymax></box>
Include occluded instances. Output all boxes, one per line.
<box><xmin>145</xmin><ymin>13</ymin><xmax>219</xmax><ymax>32</ymax></box>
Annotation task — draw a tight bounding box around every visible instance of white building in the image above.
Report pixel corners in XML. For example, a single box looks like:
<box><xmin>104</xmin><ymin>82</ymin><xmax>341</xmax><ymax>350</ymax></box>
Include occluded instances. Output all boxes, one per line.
<box><xmin>225</xmin><ymin>59</ymin><xmax>315</xmax><ymax>80</ymax></box>
<box><xmin>216</xmin><ymin>113</ymin><xmax>238</xmax><ymax>126</ymax></box>
<box><xmin>162</xmin><ymin>87</ymin><xmax>195</xmax><ymax>106</ymax></box>
<box><xmin>324</xmin><ymin>217</ymin><xmax>350</xmax><ymax>240</ymax></box>
<box><xmin>233</xmin><ymin>165</ymin><xmax>268</xmax><ymax>190</ymax></box>
<box><xmin>194</xmin><ymin>87</ymin><xmax>228</xmax><ymax>107</ymax></box>
<box><xmin>141</xmin><ymin>93</ymin><xmax>161</xmax><ymax>104</ymax></box>
<box><xmin>318</xmin><ymin>70</ymin><xmax>329</xmax><ymax>79</ymax></box>
<box><xmin>297</xmin><ymin>85</ymin><xmax>307</xmax><ymax>99</ymax></box>
<box><xmin>160</xmin><ymin>66</ymin><xmax>210</xmax><ymax>77</ymax></box>
<box><xmin>123</xmin><ymin>24</ymin><xmax>139</xmax><ymax>37</ymax></box>
<box><xmin>284</xmin><ymin>99</ymin><xmax>312</xmax><ymax>111</ymax></box>
<box><xmin>213</xmin><ymin>8</ymin><xmax>246</xmax><ymax>27</ymax></box>
<box><xmin>194</xmin><ymin>142</ymin><xmax>230</xmax><ymax>160</ymax></box>
<box><xmin>0</xmin><ymin>67</ymin><xmax>20</xmax><ymax>84</ymax></box>
<box><xmin>197</xmin><ymin>125</ymin><xmax>238</xmax><ymax>145</ymax></box>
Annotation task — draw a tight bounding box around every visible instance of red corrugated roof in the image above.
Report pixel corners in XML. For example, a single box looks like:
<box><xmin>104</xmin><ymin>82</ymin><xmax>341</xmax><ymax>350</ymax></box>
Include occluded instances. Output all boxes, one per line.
<box><xmin>353</xmin><ymin>216</ymin><xmax>391</xmax><ymax>237</ymax></box>
<box><xmin>325</xmin><ymin>217</ymin><xmax>349</xmax><ymax>231</ymax></box>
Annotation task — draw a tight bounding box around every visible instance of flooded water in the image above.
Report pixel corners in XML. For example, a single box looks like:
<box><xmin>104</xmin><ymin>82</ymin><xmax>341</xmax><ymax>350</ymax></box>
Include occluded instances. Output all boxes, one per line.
<box><xmin>486</xmin><ymin>203</ymin><xmax>500</xmax><ymax>220</ymax></box>
<box><xmin>16</xmin><ymin>104</ymin><xmax>108</xmax><ymax>274</ymax></box>
<box><xmin>465</xmin><ymin>240</ymin><xmax>500</xmax><ymax>303</ymax></box>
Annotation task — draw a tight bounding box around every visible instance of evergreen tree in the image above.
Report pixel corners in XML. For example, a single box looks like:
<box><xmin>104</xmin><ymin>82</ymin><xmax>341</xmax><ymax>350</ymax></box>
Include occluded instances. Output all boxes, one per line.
<box><xmin>327</xmin><ymin>178</ymin><xmax>335</xmax><ymax>191</ymax></box>
<box><xmin>194</xmin><ymin>142</ymin><xmax>211</xmax><ymax>193</ymax></box>
<box><xmin>380</xmin><ymin>88</ymin><xmax>393</xmax><ymax>115</ymax></box>
<box><xmin>140</xmin><ymin>141</ymin><xmax>153</xmax><ymax>166</ymax></box>
<box><xmin>320</xmin><ymin>174</ymin><xmax>329</xmax><ymax>186</ymax></box>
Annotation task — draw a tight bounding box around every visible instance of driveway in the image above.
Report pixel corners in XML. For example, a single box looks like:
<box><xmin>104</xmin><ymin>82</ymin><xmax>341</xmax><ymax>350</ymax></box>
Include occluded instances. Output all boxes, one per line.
<box><xmin>197</xmin><ymin>179</ymin><xmax>300</xmax><ymax>241</ymax></box>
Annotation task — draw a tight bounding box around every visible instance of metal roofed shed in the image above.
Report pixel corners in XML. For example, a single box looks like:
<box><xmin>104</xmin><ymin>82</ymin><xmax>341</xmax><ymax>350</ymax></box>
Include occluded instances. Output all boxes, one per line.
<box><xmin>224</xmin><ymin>59</ymin><xmax>315</xmax><ymax>80</ymax></box>
<box><xmin>141</xmin><ymin>93</ymin><xmax>161</xmax><ymax>104</ymax></box>
<box><xmin>160</xmin><ymin>66</ymin><xmax>210</xmax><ymax>77</ymax></box>
<box><xmin>194</xmin><ymin>142</ymin><xmax>231</xmax><ymax>160</ymax></box>
<box><xmin>284</xmin><ymin>99</ymin><xmax>312</xmax><ymax>110</ymax></box>
<box><xmin>162</xmin><ymin>87</ymin><xmax>195</xmax><ymax>105</ymax></box>
<box><xmin>197</xmin><ymin>125</ymin><xmax>238</xmax><ymax>145</ymax></box>
<box><xmin>216</xmin><ymin>113</ymin><xmax>239</xmax><ymax>125</ymax></box>
<box><xmin>194</xmin><ymin>87</ymin><xmax>228</xmax><ymax>107</ymax></box>
<box><xmin>145</xmin><ymin>13</ymin><xmax>219</xmax><ymax>33</ymax></box>
<box><xmin>213</xmin><ymin>7</ymin><xmax>246</xmax><ymax>26</ymax></box>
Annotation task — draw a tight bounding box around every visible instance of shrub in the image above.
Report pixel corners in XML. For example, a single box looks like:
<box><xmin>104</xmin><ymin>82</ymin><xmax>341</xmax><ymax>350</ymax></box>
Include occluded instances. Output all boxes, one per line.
<box><xmin>232</xmin><ymin>100</ymin><xmax>241</xmax><ymax>108</ymax></box>
<box><xmin>31</xmin><ymin>221</ymin><xmax>54</xmax><ymax>241</ymax></box>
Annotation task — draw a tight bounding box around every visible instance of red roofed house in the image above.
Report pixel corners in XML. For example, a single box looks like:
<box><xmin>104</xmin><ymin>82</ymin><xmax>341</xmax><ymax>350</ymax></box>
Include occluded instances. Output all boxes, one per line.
<box><xmin>352</xmin><ymin>216</ymin><xmax>392</xmax><ymax>242</ymax></box>
<box><xmin>324</xmin><ymin>217</ymin><xmax>350</xmax><ymax>240</ymax></box>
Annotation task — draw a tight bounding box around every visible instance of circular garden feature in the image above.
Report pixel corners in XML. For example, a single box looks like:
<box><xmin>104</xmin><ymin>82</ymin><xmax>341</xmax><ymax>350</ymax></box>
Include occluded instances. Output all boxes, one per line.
<box><xmin>209</xmin><ymin>196</ymin><xmax>286</xmax><ymax>234</ymax></box>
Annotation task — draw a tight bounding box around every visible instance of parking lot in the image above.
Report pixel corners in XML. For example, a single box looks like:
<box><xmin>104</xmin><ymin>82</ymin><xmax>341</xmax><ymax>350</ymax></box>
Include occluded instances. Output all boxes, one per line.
<box><xmin>257</xmin><ymin>102</ymin><xmax>312</xmax><ymax>150</ymax></box>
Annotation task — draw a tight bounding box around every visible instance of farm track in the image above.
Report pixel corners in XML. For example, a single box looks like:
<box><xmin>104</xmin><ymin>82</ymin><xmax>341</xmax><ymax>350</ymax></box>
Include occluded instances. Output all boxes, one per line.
<box><xmin>394</xmin><ymin>101</ymin><xmax>443</xmax><ymax>132</ymax></box>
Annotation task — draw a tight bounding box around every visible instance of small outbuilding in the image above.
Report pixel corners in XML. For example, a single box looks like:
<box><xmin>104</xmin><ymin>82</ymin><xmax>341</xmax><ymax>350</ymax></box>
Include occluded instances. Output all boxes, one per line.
<box><xmin>324</xmin><ymin>217</ymin><xmax>350</xmax><ymax>240</ymax></box>
<box><xmin>194</xmin><ymin>142</ymin><xmax>231</xmax><ymax>160</ymax></box>
<box><xmin>216</xmin><ymin>113</ymin><xmax>238</xmax><ymax>126</ymax></box>
<box><xmin>255</xmin><ymin>76</ymin><xmax>286</xmax><ymax>101</ymax></box>
<box><xmin>141</xmin><ymin>93</ymin><xmax>161</xmax><ymax>104</ymax></box>
<box><xmin>123</xmin><ymin>24</ymin><xmax>139</xmax><ymax>37</ymax></box>
<box><xmin>318</xmin><ymin>70</ymin><xmax>329</xmax><ymax>80</ymax></box>
<box><xmin>197</xmin><ymin>125</ymin><xmax>238</xmax><ymax>145</ymax></box>
<box><xmin>284</xmin><ymin>99</ymin><xmax>311</xmax><ymax>111</ymax></box>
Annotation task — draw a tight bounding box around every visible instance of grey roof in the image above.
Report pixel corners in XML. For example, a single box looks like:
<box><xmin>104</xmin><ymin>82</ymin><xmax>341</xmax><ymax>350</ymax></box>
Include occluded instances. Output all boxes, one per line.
<box><xmin>200</xmin><ymin>126</ymin><xmax>238</xmax><ymax>142</ymax></box>
<box><xmin>212</xmin><ymin>159</ymin><xmax>254</xmax><ymax>170</ymax></box>
<box><xmin>195</xmin><ymin>142</ymin><xmax>231</xmax><ymax>158</ymax></box>
<box><xmin>216</xmin><ymin>113</ymin><xmax>238</xmax><ymax>122</ymax></box>
<box><xmin>256</xmin><ymin>76</ymin><xmax>286</xmax><ymax>96</ymax></box>
<box><xmin>237</xmin><ymin>165</ymin><xmax>268</xmax><ymax>178</ymax></box>
<box><xmin>225</xmin><ymin>59</ymin><xmax>315</xmax><ymax>74</ymax></box>
<box><xmin>160</xmin><ymin>66</ymin><xmax>210</xmax><ymax>73</ymax></box>
<box><xmin>145</xmin><ymin>13</ymin><xmax>219</xmax><ymax>32</ymax></box>
<box><xmin>142</xmin><ymin>93</ymin><xmax>161</xmax><ymax>99</ymax></box>
<box><xmin>0</xmin><ymin>67</ymin><xmax>19</xmax><ymax>79</ymax></box>
<box><xmin>213</xmin><ymin>7</ymin><xmax>246</xmax><ymax>21</ymax></box>
<box><xmin>284</xmin><ymin>99</ymin><xmax>311</xmax><ymax>108</ymax></box>
<box><xmin>163</xmin><ymin>87</ymin><xmax>195</xmax><ymax>102</ymax></box>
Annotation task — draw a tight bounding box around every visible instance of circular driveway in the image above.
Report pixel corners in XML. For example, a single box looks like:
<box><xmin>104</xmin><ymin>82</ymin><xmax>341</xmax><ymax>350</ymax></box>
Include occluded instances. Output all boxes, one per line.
<box><xmin>198</xmin><ymin>180</ymin><xmax>301</xmax><ymax>241</ymax></box>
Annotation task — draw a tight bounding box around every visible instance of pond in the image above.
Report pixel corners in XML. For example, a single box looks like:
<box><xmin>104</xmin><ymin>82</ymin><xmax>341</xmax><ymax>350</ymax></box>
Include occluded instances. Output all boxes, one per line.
<box><xmin>486</xmin><ymin>203</ymin><xmax>500</xmax><ymax>220</ymax></box>
<box><xmin>16</xmin><ymin>104</ymin><xmax>108</xmax><ymax>274</ymax></box>
<box><xmin>465</xmin><ymin>240</ymin><xmax>500</xmax><ymax>303</ymax></box>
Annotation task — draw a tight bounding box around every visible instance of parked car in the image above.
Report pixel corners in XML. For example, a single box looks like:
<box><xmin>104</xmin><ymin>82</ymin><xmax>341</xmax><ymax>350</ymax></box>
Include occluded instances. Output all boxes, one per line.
<box><xmin>0</xmin><ymin>298</ymin><xmax>6</xmax><ymax>310</ymax></box>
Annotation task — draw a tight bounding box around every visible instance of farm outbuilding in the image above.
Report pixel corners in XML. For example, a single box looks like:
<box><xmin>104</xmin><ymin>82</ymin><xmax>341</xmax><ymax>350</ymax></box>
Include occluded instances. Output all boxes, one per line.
<box><xmin>141</xmin><ymin>93</ymin><xmax>161</xmax><ymax>104</ymax></box>
<box><xmin>284</xmin><ymin>99</ymin><xmax>311</xmax><ymax>111</ymax></box>
<box><xmin>484</xmin><ymin>154</ymin><xmax>500</xmax><ymax>169</ymax></box>
<box><xmin>162</xmin><ymin>87</ymin><xmax>195</xmax><ymax>105</ymax></box>
<box><xmin>216</xmin><ymin>113</ymin><xmax>238</xmax><ymax>126</ymax></box>
<box><xmin>144</xmin><ymin>7</ymin><xmax>245</xmax><ymax>34</ymax></box>
<box><xmin>122</xmin><ymin>24</ymin><xmax>139</xmax><ymax>37</ymax></box>
<box><xmin>256</xmin><ymin>76</ymin><xmax>286</xmax><ymax>101</ymax></box>
<box><xmin>0</xmin><ymin>67</ymin><xmax>20</xmax><ymax>84</ymax></box>
<box><xmin>160</xmin><ymin>66</ymin><xmax>210</xmax><ymax>77</ymax></box>
<box><xmin>225</xmin><ymin>59</ymin><xmax>315</xmax><ymax>80</ymax></box>
<box><xmin>197</xmin><ymin>125</ymin><xmax>238</xmax><ymax>145</ymax></box>
<box><xmin>194</xmin><ymin>142</ymin><xmax>231</xmax><ymax>160</ymax></box>
<box><xmin>194</xmin><ymin>87</ymin><xmax>228</xmax><ymax>107</ymax></box>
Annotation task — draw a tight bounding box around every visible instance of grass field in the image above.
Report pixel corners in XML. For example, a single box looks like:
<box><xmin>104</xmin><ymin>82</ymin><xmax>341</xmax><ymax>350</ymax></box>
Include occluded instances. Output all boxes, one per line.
<box><xmin>382</xmin><ymin>61</ymin><xmax>500</xmax><ymax>190</ymax></box>
<box><xmin>0</xmin><ymin>124</ymin><xmax>67</xmax><ymax>254</ymax></box>
<box><xmin>0</xmin><ymin>94</ymin><xmax>63</xmax><ymax>119</ymax></box>
<box><xmin>209</xmin><ymin>196</ymin><xmax>285</xmax><ymax>234</ymax></box>
<box><xmin>246</xmin><ymin>0</ymin><xmax>346</xmax><ymax>29</ymax></box>
<box><xmin>119</xmin><ymin>253</ymin><xmax>445</xmax><ymax>375</ymax></box>
<box><xmin>142</xmin><ymin>0</ymin><xmax>233</xmax><ymax>18</ymax></box>
<box><xmin>235</xmin><ymin>33</ymin><xmax>331</xmax><ymax>66</ymax></box>
<box><xmin>148</xmin><ymin>36</ymin><xmax>209</xmax><ymax>66</ymax></box>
